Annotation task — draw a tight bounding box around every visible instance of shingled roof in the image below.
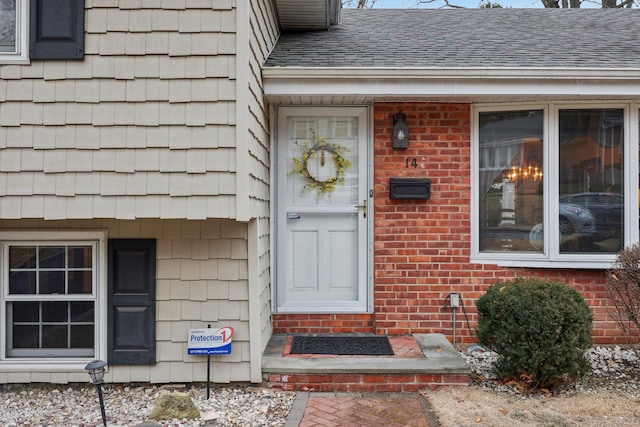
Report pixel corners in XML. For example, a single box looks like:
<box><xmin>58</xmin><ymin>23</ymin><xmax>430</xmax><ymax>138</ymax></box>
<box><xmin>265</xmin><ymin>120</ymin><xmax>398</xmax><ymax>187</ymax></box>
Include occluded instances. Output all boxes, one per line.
<box><xmin>265</xmin><ymin>8</ymin><xmax>640</xmax><ymax>69</ymax></box>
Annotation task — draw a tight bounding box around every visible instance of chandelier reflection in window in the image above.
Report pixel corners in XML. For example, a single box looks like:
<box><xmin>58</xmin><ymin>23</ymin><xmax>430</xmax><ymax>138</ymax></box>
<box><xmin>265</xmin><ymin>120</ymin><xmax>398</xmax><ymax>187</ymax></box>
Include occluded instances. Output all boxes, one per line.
<box><xmin>507</xmin><ymin>164</ymin><xmax>543</xmax><ymax>182</ymax></box>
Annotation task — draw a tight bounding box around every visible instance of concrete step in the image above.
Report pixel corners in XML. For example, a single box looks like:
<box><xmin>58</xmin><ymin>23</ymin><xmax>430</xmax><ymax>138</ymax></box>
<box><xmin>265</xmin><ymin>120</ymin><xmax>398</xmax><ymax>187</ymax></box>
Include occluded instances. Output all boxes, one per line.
<box><xmin>262</xmin><ymin>333</ymin><xmax>470</xmax><ymax>392</ymax></box>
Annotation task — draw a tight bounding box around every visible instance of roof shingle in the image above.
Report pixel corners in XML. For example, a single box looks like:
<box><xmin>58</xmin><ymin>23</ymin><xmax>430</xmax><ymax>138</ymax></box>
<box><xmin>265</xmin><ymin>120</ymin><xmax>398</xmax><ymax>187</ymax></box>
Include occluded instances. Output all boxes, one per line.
<box><xmin>264</xmin><ymin>9</ymin><xmax>640</xmax><ymax>69</ymax></box>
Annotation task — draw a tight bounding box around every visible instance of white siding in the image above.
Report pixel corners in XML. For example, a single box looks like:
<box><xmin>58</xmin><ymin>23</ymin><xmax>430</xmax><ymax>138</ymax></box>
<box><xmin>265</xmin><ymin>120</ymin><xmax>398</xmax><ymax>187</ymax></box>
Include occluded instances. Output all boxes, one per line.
<box><xmin>0</xmin><ymin>0</ymin><xmax>283</xmax><ymax>385</ymax></box>
<box><xmin>248</xmin><ymin>0</ymin><xmax>278</xmax><ymax>218</ymax></box>
<box><xmin>249</xmin><ymin>0</ymin><xmax>279</xmax><ymax>355</ymax></box>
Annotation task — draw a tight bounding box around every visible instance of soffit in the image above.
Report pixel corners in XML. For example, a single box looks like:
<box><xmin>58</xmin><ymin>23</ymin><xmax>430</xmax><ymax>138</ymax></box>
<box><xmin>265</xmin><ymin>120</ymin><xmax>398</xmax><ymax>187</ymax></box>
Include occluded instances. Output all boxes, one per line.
<box><xmin>275</xmin><ymin>0</ymin><xmax>340</xmax><ymax>31</ymax></box>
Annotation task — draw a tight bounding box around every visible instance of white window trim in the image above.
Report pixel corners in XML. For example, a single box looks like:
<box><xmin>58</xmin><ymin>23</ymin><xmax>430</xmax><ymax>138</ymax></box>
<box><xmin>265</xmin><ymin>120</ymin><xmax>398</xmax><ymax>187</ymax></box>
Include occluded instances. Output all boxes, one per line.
<box><xmin>0</xmin><ymin>230</ymin><xmax>107</xmax><ymax>372</ymax></box>
<box><xmin>471</xmin><ymin>102</ymin><xmax>639</xmax><ymax>269</ymax></box>
<box><xmin>0</xmin><ymin>0</ymin><xmax>28</xmax><ymax>64</ymax></box>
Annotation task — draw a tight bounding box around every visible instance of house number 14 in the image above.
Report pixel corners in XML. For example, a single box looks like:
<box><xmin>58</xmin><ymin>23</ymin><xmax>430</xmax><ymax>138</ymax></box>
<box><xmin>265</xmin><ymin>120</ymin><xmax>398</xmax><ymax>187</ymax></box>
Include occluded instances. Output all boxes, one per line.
<box><xmin>405</xmin><ymin>158</ymin><xmax>418</xmax><ymax>168</ymax></box>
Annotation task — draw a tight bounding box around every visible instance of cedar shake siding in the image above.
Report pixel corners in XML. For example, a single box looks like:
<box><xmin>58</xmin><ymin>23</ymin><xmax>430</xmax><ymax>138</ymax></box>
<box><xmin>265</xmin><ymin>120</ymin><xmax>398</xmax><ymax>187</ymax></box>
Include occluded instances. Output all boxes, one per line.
<box><xmin>0</xmin><ymin>0</ymin><xmax>279</xmax><ymax>384</ymax></box>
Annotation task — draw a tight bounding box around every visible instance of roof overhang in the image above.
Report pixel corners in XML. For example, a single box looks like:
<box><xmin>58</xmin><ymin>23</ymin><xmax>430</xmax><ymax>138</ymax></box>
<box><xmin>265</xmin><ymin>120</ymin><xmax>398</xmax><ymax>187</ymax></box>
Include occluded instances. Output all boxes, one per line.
<box><xmin>263</xmin><ymin>67</ymin><xmax>640</xmax><ymax>104</ymax></box>
<box><xmin>275</xmin><ymin>0</ymin><xmax>341</xmax><ymax>31</ymax></box>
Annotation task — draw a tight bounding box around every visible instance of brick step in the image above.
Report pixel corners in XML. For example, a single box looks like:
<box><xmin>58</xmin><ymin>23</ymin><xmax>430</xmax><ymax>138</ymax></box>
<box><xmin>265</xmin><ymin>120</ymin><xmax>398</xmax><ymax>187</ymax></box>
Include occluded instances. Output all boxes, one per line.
<box><xmin>266</xmin><ymin>372</ymin><xmax>469</xmax><ymax>392</ymax></box>
<box><xmin>261</xmin><ymin>333</ymin><xmax>470</xmax><ymax>393</ymax></box>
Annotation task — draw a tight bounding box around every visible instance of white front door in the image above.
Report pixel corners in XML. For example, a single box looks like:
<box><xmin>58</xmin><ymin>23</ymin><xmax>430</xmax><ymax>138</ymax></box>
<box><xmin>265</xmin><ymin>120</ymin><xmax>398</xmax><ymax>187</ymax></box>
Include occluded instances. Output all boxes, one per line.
<box><xmin>276</xmin><ymin>107</ymin><xmax>370</xmax><ymax>313</ymax></box>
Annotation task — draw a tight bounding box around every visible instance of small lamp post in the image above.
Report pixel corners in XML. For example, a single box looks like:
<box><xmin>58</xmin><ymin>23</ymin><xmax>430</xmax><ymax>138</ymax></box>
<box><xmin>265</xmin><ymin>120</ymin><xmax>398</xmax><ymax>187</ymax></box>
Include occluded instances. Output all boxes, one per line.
<box><xmin>85</xmin><ymin>359</ymin><xmax>108</xmax><ymax>427</ymax></box>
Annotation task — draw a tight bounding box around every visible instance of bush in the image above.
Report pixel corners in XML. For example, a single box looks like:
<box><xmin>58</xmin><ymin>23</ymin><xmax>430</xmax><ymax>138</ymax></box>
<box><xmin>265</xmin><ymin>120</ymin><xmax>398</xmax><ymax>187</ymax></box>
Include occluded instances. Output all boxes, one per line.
<box><xmin>476</xmin><ymin>278</ymin><xmax>593</xmax><ymax>391</ymax></box>
<box><xmin>606</xmin><ymin>243</ymin><xmax>640</xmax><ymax>342</ymax></box>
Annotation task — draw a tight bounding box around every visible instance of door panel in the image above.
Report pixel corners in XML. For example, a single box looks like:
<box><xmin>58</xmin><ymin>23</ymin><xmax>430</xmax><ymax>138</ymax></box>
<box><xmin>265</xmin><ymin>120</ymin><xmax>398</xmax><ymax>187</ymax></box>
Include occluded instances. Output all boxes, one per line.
<box><xmin>291</xmin><ymin>229</ymin><xmax>318</xmax><ymax>290</ymax></box>
<box><xmin>329</xmin><ymin>222</ymin><xmax>357</xmax><ymax>289</ymax></box>
<box><xmin>287</xmin><ymin>212</ymin><xmax>358</xmax><ymax>300</ymax></box>
<box><xmin>276</xmin><ymin>107</ymin><xmax>370</xmax><ymax>313</ymax></box>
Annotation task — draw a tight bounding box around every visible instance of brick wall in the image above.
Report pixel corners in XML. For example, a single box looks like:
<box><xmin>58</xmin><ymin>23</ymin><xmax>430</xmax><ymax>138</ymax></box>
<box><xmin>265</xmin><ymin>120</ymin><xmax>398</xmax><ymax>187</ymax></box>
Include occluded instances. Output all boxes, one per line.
<box><xmin>272</xmin><ymin>314</ymin><xmax>374</xmax><ymax>334</ymax></box>
<box><xmin>373</xmin><ymin>103</ymin><xmax>476</xmax><ymax>338</ymax></box>
<box><xmin>273</xmin><ymin>102</ymin><xmax>634</xmax><ymax>345</ymax></box>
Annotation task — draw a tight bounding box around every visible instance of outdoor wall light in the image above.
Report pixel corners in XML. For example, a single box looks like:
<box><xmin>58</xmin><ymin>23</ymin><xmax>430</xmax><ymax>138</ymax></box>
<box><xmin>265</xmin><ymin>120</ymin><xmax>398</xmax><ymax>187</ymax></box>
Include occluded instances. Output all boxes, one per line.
<box><xmin>85</xmin><ymin>359</ymin><xmax>108</xmax><ymax>427</ymax></box>
<box><xmin>392</xmin><ymin>112</ymin><xmax>409</xmax><ymax>149</ymax></box>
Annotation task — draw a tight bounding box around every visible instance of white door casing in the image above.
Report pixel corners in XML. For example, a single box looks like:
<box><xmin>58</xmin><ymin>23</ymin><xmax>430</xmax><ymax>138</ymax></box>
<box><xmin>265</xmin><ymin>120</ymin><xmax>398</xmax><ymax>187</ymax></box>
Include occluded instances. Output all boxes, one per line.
<box><xmin>275</xmin><ymin>107</ymin><xmax>371</xmax><ymax>313</ymax></box>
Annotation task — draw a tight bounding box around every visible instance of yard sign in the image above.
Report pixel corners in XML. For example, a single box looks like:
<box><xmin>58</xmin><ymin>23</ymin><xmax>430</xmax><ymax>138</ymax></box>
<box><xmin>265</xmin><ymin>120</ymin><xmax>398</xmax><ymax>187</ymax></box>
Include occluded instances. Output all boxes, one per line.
<box><xmin>187</xmin><ymin>326</ymin><xmax>234</xmax><ymax>355</ymax></box>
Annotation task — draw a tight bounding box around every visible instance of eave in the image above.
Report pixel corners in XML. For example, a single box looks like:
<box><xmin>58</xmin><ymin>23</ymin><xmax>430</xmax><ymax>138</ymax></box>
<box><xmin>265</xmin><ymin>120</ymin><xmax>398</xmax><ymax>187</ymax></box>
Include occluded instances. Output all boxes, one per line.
<box><xmin>263</xmin><ymin>67</ymin><xmax>640</xmax><ymax>104</ymax></box>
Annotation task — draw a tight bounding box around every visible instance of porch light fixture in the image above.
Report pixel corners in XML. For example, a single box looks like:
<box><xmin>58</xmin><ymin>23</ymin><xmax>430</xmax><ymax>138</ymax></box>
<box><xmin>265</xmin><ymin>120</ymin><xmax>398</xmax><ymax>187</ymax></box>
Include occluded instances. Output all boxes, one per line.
<box><xmin>392</xmin><ymin>112</ymin><xmax>409</xmax><ymax>149</ymax></box>
<box><xmin>85</xmin><ymin>359</ymin><xmax>108</xmax><ymax>427</ymax></box>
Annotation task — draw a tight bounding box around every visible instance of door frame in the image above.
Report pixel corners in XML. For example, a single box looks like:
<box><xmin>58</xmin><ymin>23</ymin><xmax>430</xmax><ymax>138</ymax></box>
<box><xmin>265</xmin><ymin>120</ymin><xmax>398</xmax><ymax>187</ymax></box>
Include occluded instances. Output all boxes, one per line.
<box><xmin>272</xmin><ymin>106</ymin><xmax>374</xmax><ymax>314</ymax></box>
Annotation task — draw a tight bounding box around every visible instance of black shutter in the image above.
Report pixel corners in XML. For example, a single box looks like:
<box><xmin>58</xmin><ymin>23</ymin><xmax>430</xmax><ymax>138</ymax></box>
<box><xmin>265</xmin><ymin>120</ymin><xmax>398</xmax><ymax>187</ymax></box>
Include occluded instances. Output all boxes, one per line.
<box><xmin>29</xmin><ymin>0</ymin><xmax>85</xmax><ymax>59</ymax></box>
<box><xmin>108</xmin><ymin>239</ymin><xmax>156</xmax><ymax>365</ymax></box>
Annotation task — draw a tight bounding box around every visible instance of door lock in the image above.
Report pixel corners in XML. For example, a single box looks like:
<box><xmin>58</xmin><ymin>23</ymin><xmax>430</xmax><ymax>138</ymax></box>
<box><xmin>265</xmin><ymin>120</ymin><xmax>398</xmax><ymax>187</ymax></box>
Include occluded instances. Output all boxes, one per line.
<box><xmin>355</xmin><ymin>199</ymin><xmax>367</xmax><ymax>218</ymax></box>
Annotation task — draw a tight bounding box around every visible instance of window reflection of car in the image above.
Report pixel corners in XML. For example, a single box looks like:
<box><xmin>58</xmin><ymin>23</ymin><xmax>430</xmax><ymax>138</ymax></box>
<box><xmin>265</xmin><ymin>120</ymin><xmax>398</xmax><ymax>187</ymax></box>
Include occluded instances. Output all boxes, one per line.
<box><xmin>558</xmin><ymin>203</ymin><xmax>596</xmax><ymax>236</ymax></box>
<box><xmin>558</xmin><ymin>192</ymin><xmax>623</xmax><ymax>233</ymax></box>
<box><xmin>529</xmin><ymin>203</ymin><xmax>595</xmax><ymax>251</ymax></box>
<box><xmin>480</xmin><ymin>203</ymin><xmax>594</xmax><ymax>252</ymax></box>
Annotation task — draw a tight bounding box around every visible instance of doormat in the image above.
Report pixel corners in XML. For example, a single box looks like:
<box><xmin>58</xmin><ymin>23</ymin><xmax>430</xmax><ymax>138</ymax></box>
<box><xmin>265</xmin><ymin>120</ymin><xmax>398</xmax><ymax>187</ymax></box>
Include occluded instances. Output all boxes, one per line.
<box><xmin>290</xmin><ymin>335</ymin><xmax>394</xmax><ymax>356</ymax></box>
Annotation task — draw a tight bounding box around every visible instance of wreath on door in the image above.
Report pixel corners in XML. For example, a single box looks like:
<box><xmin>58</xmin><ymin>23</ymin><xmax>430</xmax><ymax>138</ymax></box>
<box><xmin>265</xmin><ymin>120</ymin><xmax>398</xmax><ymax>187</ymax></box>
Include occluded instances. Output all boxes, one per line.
<box><xmin>288</xmin><ymin>135</ymin><xmax>352</xmax><ymax>196</ymax></box>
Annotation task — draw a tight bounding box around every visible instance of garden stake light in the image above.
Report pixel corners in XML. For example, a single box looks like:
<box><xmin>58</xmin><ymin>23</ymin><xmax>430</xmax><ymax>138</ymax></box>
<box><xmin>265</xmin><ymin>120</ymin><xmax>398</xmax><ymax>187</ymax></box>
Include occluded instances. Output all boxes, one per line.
<box><xmin>85</xmin><ymin>359</ymin><xmax>108</xmax><ymax>427</ymax></box>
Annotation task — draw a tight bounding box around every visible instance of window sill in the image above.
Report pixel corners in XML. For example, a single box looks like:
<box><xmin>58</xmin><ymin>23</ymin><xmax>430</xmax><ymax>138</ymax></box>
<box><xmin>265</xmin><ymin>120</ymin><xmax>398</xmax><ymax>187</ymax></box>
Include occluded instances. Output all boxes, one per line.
<box><xmin>0</xmin><ymin>56</ymin><xmax>29</xmax><ymax>65</ymax></box>
<box><xmin>0</xmin><ymin>359</ymin><xmax>95</xmax><ymax>372</ymax></box>
<box><xmin>470</xmin><ymin>256</ymin><xmax>616</xmax><ymax>270</ymax></box>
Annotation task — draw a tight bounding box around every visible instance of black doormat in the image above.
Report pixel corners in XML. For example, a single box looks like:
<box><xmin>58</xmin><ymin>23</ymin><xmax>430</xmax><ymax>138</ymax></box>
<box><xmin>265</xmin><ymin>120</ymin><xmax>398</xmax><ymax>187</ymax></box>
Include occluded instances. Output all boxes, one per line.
<box><xmin>290</xmin><ymin>335</ymin><xmax>394</xmax><ymax>356</ymax></box>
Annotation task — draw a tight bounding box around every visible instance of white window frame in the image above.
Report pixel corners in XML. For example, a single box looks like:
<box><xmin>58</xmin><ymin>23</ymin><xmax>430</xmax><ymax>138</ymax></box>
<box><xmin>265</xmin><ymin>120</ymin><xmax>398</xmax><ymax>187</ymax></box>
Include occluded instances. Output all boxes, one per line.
<box><xmin>0</xmin><ymin>230</ymin><xmax>107</xmax><ymax>372</ymax></box>
<box><xmin>0</xmin><ymin>0</ymin><xmax>28</xmax><ymax>63</ymax></box>
<box><xmin>471</xmin><ymin>102</ymin><xmax>639</xmax><ymax>269</ymax></box>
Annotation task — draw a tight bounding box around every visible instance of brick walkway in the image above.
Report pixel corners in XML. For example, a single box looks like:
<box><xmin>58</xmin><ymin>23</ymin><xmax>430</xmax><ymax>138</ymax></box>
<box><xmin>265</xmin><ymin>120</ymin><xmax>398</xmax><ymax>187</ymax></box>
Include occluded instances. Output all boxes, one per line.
<box><xmin>285</xmin><ymin>392</ymin><xmax>433</xmax><ymax>427</ymax></box>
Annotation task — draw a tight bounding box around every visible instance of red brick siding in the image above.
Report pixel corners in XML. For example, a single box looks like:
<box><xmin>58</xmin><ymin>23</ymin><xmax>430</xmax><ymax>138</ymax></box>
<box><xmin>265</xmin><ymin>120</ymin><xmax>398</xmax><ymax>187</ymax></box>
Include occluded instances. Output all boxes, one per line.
<box><xmin>272</xmin><ymin>314</ymin><xmax>374</xmax><ymax>334</ymax></box>
<box><xmin>273</xmin><ymin>102</ymin><xmax>636</xmax><ymax>345</ymax></box>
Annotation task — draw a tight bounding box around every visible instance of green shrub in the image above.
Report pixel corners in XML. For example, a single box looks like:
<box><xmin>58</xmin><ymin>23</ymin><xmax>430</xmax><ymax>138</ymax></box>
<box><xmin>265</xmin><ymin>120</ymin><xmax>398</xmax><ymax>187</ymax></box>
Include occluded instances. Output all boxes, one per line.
<box><xmin>476</xmin><ymin>277</ymin><xmax>593</xmax><ymax>391</ymax></box>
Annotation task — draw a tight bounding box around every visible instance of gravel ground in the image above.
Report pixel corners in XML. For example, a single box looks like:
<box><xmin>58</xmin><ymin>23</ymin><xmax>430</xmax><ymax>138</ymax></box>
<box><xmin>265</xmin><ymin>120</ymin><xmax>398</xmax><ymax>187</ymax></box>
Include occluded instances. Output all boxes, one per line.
<box><xmin>1</xmin><ymin>346</ymin><xmax>638</xmax><ymax>426</ymax></box>
<box><xmin>460</xmin><ymin>345</ymin><xmax>640</xmax><ymax>395</ymax></box>
<box><xmin>0</xmin><ymin>384</ymin><xmax>295</xmax><ymax>427</ymax></box>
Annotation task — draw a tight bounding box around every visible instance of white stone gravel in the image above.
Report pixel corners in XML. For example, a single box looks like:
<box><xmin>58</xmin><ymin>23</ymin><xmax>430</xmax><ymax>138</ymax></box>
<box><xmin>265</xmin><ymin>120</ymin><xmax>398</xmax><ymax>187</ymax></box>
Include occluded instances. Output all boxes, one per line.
<box><xmin>461</xmin><ymin>345</ymin><xmax>640</xmax><ymax>395</ymax></box>
<box><xmin>0</xmin><ymin>384</ymin><xmax>295</xmax><ymax>427</ymax></box>
<box><xmin>1</xmin><ymin>346</ymin><xmax>638</xmax><ymax>425</ymax></box>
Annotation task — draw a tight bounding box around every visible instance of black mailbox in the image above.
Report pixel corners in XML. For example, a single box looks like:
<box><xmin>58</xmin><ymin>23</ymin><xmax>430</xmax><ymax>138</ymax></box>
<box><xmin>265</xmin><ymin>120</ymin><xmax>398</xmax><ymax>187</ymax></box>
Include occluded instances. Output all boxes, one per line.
<box><xmin>389</xmin><ymin>178</ymin><xmax>431</xmax><ymax>200</ymax></box>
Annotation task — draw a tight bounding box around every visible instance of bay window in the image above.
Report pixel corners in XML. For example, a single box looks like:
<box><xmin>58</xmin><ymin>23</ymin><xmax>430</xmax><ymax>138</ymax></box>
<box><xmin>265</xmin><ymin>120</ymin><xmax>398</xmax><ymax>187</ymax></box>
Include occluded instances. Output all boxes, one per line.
<box><xmin>473</xmin><ymin>103</ymin><xmax>636</xmax><ymax>268</ymax></box>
